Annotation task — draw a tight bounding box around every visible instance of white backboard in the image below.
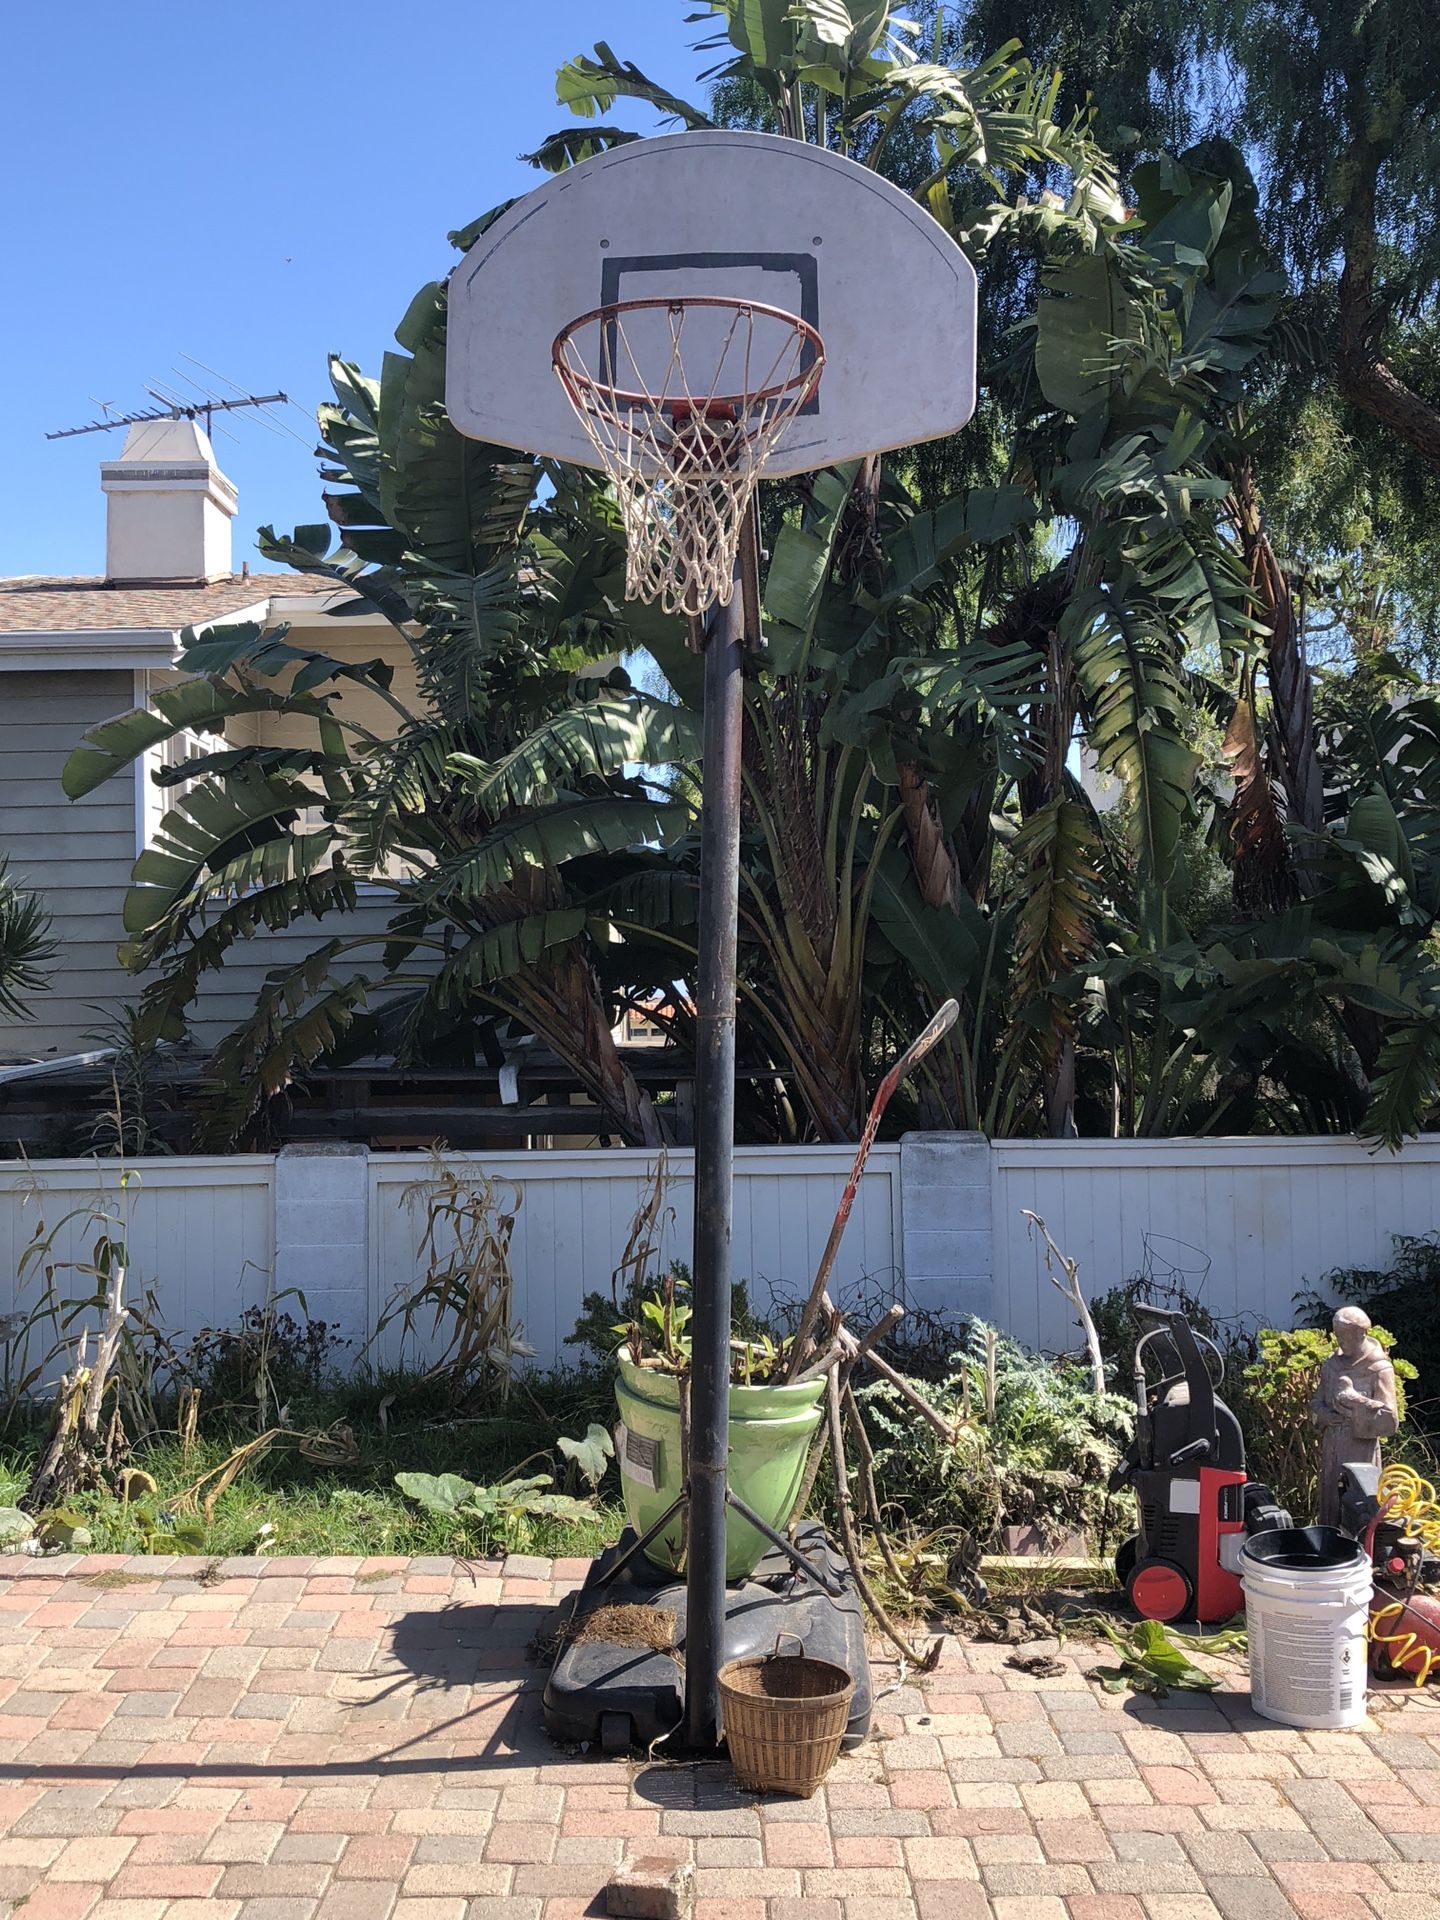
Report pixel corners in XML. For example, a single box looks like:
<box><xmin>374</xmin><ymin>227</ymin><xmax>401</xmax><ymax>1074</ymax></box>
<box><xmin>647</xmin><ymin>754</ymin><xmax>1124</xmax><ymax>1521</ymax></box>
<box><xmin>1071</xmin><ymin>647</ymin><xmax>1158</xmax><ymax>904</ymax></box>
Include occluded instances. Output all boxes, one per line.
<box><xmin>446</xmin><ymin>130</ymin><xmax>977</xmax><ymax>479</ymax></box>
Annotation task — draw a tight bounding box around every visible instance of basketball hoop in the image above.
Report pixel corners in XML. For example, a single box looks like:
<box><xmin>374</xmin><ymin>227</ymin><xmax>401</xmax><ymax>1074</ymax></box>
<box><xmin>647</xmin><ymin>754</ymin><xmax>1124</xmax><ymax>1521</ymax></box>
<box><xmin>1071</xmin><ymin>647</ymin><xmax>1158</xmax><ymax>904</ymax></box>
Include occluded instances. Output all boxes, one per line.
<box><xmin>553</xmin><ymin>296</ymin><xmax>824</xmax><ymax>618</ymax></box>
<box><xmin>454</xmin><ymin>129</ymin><xmax>979</xmax><ymax>1761</ymax></box>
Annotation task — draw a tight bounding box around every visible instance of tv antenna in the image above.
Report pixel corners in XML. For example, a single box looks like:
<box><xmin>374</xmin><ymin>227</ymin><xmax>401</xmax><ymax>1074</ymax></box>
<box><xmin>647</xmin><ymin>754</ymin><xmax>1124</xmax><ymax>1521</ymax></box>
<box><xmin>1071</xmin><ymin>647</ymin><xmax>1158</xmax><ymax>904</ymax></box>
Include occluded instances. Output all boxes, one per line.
<box><xmin>45</xmin><ymin>387</ymin><xmax>290</xmax><ymax>443</ymax></box>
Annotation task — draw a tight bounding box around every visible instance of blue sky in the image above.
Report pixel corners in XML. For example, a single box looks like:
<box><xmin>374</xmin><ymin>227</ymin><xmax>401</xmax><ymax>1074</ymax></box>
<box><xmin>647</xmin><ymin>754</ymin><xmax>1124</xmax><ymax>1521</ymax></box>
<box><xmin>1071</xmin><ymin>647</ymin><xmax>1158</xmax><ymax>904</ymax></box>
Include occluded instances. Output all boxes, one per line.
<box><xmin>1</xmin><ymin>2</ymin><xmax>703</xmax><ymax>580</ymax></box>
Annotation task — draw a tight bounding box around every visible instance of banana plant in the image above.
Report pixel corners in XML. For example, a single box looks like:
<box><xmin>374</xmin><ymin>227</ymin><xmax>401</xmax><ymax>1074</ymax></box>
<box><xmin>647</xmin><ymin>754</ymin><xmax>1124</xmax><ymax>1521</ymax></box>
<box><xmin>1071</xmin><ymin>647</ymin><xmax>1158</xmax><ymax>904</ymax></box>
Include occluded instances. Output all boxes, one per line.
<box><xmin>552</xmin><ymin>4</ymin><xmax>1119</xmax><ymax>205</ymax></box>
<box><xmin>63</xmin><ymin>306</ymin><xmax>700</xmax><ymax>1148</ymax></box>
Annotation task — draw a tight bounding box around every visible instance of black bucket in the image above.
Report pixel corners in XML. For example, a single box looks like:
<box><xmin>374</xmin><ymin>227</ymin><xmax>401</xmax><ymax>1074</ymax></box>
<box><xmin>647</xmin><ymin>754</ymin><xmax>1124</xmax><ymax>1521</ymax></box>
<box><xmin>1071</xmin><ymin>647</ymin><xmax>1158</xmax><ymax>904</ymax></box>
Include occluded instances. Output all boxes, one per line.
<box><xmin>1243</xmin><ymin>1525</ymin><xmax>1368</xmax><ymax>1574</ymax></box>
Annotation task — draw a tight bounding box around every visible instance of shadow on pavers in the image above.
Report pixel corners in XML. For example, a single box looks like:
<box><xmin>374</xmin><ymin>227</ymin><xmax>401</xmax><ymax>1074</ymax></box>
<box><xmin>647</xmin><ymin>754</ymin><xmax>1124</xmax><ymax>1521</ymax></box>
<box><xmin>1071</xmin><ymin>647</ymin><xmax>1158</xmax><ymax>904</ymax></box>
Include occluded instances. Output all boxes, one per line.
<box><xmin>0</xmin><ymin>1600</ymin><xmax>562</xmax><ymax>1792</ymax></box>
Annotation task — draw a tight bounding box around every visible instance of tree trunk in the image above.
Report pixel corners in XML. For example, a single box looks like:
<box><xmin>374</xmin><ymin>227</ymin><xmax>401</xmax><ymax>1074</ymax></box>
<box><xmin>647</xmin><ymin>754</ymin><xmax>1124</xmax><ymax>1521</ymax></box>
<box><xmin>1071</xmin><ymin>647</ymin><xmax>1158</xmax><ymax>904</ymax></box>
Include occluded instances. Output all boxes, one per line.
<box><xmin>1020</xmin><ymin>627</ymin><xmax>1080</xmax><ymax>1138</ymax></box>
<box><xmin>1222</xmin><ymin>672</ymin><xmax>1297</xmax><ymax>912</ymax></box>
<box><xmin>1230</xmin><ymin>465</ymin><xmax>1324</xmax><ymax>878</ymax></box>
<box><xmin>1337</xmin><ymin>132</ymin><xmax>1440</xmax><ymax>469</ymax></box>
<box><xmin>494</xmin><ymin>866</ymin><xmax>663</xmax><ymax>1148</ymax></box>
<box><xmin>741</xmin><ymin>700</ymin><xmax>867</xmax><ymax>1142</ymax></box>
<box><xmin>896</xmin><ymin>761</ymin><xmax>958</xmax><ymax>910</ymax></box>
<box><xmin>509</xmin><ymin>954</ymin><xmax>663</xmax><ymax>1148</ymax></box>
<box><xmin>1044</xmin><ymin>1035</ymin><xmax>1078</xmax><ymax>1139</ymax></box>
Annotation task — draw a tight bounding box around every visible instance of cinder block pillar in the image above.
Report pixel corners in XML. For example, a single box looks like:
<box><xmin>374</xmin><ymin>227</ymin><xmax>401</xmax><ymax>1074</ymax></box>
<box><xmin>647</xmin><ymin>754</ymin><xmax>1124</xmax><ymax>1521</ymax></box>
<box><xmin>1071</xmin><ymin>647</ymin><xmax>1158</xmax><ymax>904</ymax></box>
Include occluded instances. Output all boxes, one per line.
<box><xmin>273</xmin><ymin>1142</ymin><xmax>370</xmax><ymax>1346</ymax></box>
<box><xmin>898</xmin><ymin>1131</ymin><xmax>994</xmax><ymax>1324</ymax></box>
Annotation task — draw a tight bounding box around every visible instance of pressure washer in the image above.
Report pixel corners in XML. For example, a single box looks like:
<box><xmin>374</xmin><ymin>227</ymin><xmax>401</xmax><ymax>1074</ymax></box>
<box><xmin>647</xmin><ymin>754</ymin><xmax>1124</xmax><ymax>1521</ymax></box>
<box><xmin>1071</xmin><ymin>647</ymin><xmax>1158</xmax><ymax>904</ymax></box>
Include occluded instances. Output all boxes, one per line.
<box><xmin>1109</xmin><ymin>1307</ymin><xmax>1291</xmax><ymax>1624</ymax></box>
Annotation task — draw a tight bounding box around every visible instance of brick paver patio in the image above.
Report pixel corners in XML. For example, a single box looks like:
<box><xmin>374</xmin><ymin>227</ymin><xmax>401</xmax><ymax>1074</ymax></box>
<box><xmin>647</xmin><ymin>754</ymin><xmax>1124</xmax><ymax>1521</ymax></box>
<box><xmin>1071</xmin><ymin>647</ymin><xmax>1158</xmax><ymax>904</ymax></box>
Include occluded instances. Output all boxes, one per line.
<box><xmin>0</xmin><ymin>1555</ymin><xmax>1437</xmax><ymax>1920</ymax></box>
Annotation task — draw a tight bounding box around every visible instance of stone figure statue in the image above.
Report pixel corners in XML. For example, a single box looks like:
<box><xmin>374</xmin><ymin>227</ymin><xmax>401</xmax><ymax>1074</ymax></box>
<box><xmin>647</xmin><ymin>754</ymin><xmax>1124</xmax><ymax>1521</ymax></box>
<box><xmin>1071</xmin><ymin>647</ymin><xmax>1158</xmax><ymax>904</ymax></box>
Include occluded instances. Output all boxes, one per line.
<box><xmin>1310</xmin><ymin>1306</ymin><xmax>1399</xmax><ymax>1527</ymax></box>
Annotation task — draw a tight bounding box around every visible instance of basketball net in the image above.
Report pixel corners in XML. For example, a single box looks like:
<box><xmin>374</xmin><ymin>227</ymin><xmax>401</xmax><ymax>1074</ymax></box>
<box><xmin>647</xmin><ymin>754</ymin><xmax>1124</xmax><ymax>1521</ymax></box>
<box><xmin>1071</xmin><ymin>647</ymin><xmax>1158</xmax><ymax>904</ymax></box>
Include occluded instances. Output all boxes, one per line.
<box><xmin>553</xmin><ymin>297</ymin><xmax>824</xmax><ymax>619</ymax></box>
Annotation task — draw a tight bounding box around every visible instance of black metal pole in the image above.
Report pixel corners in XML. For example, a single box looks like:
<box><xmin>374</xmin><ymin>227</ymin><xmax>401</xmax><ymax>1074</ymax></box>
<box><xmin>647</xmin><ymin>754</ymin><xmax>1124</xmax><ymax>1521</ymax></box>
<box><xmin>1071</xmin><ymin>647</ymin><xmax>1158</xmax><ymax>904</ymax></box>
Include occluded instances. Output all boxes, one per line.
<box><xmin>683</xmin><ymin>523</ymin><xmax>753</xmax><ymax>1750</ymax></box>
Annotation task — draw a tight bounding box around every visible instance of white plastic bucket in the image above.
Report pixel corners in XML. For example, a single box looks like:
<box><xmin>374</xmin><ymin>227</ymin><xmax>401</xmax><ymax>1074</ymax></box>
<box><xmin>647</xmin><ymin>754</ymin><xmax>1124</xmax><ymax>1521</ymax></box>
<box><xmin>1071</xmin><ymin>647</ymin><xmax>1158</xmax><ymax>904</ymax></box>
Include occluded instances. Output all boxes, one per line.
<box><xmin>1242</xmin><ymin>1526</ymin><xmax>1373</xmax><ymax>1729</ymax></box>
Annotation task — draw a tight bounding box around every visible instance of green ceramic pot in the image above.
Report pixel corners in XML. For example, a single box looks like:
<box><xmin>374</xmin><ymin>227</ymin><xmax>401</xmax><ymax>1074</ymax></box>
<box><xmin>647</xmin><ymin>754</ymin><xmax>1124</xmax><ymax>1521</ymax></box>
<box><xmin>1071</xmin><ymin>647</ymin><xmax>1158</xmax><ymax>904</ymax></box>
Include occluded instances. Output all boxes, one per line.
<box><xmin>613</xmin><ymin>1352</ymin><xmax>826</xmax><ymax>1581</ymax></box>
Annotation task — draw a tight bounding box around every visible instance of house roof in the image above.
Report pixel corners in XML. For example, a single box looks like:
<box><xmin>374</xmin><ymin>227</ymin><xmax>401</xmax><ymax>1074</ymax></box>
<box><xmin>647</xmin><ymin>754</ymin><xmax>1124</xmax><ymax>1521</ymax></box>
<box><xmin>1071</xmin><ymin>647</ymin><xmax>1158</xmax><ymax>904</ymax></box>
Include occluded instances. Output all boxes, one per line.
<box><xmin>0</xmin><ymin>572</ymin><xmax>331</xmax><ymax>634</ymax></box>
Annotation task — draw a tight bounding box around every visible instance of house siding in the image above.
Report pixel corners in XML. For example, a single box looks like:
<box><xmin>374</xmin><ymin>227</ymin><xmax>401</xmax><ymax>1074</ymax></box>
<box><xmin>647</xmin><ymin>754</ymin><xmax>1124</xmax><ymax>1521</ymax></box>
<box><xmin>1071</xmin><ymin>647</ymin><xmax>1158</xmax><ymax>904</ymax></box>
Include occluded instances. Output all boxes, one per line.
<box><xmin>0</xmin><ymin>669</ymin><xmax>139</xmax><ymax>1059</ymax></box>
<box><xmin>1</xmin><ymin>663</ymin><xmax>416</xmax><ymax>1062</ymax></box>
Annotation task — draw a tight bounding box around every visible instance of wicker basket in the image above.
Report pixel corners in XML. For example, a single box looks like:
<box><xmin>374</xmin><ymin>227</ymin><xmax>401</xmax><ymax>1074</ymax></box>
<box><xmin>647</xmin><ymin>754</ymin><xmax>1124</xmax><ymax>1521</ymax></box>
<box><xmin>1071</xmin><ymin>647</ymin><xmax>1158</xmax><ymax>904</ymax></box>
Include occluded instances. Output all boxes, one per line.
<box><xmin>718</xmin><ymin>1635</ymin><xmax>855</xmax><ymax>1797</ymax></box>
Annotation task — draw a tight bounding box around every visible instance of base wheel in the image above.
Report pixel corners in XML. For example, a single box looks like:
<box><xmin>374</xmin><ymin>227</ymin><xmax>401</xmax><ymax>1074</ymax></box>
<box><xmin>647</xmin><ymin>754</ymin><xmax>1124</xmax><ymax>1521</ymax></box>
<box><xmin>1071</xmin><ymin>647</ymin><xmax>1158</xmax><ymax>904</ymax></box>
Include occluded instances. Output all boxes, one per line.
<box><xmin>1127</xmin><ymin>1557</ymin><xmax>1193</xmax><ymax>1623</ymax></box>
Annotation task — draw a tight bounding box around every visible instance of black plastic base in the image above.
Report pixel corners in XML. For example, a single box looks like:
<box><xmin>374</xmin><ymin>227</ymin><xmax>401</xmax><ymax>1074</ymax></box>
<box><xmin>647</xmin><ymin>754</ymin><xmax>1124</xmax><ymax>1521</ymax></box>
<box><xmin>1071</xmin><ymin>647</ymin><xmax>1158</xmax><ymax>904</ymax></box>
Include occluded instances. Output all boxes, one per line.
<box><xmin>542</xmin><ymin>1522</ymin><xmax>873</xmax><ymax>1755</ymax></box>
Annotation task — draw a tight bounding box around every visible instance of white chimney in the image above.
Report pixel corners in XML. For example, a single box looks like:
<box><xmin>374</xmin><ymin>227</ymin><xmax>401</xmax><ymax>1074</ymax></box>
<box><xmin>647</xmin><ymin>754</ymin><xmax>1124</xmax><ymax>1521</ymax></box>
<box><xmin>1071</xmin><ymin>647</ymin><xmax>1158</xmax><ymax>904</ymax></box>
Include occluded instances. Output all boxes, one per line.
<box><xmin>100</xmin><ymin>416</ymin><xmax>237</xmax><ymax>583</ymax></box>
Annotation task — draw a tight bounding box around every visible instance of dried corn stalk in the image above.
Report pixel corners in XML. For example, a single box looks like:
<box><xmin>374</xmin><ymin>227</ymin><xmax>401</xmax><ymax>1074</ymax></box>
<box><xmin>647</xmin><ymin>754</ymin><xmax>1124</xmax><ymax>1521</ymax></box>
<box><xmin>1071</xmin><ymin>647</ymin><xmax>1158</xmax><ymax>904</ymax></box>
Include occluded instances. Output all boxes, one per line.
<box><xmin>612</xmin><ymin>1151</ymin><xmax>675</xmax><ymax>1307</ymax></box>
<box><xmin>377</xmin><ymin>1152</ymin><xmax>527</xmax><ymax>1398</ymax></box>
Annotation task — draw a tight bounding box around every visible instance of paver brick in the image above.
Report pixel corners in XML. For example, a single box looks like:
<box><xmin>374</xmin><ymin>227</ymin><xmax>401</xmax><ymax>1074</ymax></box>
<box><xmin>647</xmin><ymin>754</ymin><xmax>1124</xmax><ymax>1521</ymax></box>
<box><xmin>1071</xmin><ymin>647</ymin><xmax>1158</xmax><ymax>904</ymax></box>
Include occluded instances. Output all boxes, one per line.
<box><xmin>762</xmin><ymin>1822</ymin><xmax>833</xmax><ymax>1866</ymax></box>
<box><xmin>987</xmin><ymin>1896</ymin><xmax>1069</xmax><ymax>1920</ymax></box>
<box><xmin>1112</xmin><ymin>1832</ymin><xmax>1187</xmax><ymax>1864</ymax></box>
<box><xmin>1203</xmin><ymin>1875</ymin><xmax>1307</xmax><ymax>1917</ymax></box>
<box><xmin>228</xmin><ymin>1900</ymin><xmax>321</xmax><ymax>1920</ymax></box>
<box><xmin>201</xmin><ymin>1823</ymin><xmax>288</xmax><ymax>1864</ymax></box>
<box><xmin>216</xmin><ymin>1865</ymin><xmax>335</xmax><ymax>1897</ymax></box>
<box><xmin>769</xmin><ymin>1900</ymin><xmax>841</xmax><ymax>1920</ymax></box>
<box><xmin>910</xmin><ymin>1886</ymin><xmax>993</xmax><ymax>1920</ymax></box>
<box><xmin>400</xmin><ymin>1864</ymin><xmax>512</xmax><ymax>1897</ymax></box>
<box><xmin>48</xmin><ymin>1837</ymin><xmax>137</xmax><ymax>1881</ymax></box>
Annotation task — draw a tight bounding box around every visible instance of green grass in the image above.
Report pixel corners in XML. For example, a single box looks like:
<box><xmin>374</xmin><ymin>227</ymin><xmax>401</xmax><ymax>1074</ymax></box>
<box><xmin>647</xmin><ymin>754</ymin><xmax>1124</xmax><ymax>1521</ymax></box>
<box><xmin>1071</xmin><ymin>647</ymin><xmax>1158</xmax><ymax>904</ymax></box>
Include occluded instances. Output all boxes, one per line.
<box><xmin>0</xmin><ymin>1366</ymin><xmax>628</xmax><ymax>1561</ymax></box>
<box><xmin>982</xmin><ymin>1554</ymin><xmax>1120</xmax><ymax>1598</ymax></box>
<box><xmin>0</xmin><ymin>1355</ymin><xmax>1123</xmax><ymax>1580</ymax></box>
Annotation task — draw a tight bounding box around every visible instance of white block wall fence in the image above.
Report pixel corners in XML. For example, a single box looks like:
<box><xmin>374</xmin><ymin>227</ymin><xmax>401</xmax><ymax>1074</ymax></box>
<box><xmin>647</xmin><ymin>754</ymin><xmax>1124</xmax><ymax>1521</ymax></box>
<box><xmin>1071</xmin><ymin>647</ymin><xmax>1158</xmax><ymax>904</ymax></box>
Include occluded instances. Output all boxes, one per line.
<box><xmin>1</xmin><ymin>1134</ymin><xmax>1437</xmax><ymax>1373</ymax></box>
<box><xmin>0</xmin><ymin>1153</ymin><xmax>276</xmax><ymax>1364</ymax></box>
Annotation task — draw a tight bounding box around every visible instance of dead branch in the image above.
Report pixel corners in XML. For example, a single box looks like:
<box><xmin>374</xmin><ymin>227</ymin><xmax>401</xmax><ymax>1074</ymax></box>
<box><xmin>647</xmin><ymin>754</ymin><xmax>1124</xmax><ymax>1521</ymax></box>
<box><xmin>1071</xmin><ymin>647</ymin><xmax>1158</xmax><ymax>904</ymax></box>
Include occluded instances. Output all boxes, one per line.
<box><xmin>843</xmin><ymin>1382</ymin><xmax>905</xmax><ymax>1587</ymax></box>
<box><xmin>825</xmin><ymin>1369</ymin><xmax>941</xmax><ymax>1670</ymax></box>
<box><xmin>792</xmin><ymin>1337</ymin><xmax>848</xmax><ymax>1385</ymax></box>
<box><xmin>1021</xmin><ymin>1209</ymin><xmax>1106</xmax><ymax>1396</ymax></box>
<box><xmin>853</xmin><ymin>1343</ymin><xmax>956</xmax><ymax>1442</ymax></box>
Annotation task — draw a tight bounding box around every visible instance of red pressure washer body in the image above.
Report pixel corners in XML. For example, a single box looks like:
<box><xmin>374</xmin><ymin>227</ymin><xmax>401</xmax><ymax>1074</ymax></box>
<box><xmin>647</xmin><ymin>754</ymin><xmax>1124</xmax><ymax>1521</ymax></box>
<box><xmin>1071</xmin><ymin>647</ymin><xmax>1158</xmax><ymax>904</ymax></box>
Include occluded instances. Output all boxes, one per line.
<box><xmin>1111</xmin><ymin>1308</ymin><xmax>1291</xmax><ymax>1625</ymax></box>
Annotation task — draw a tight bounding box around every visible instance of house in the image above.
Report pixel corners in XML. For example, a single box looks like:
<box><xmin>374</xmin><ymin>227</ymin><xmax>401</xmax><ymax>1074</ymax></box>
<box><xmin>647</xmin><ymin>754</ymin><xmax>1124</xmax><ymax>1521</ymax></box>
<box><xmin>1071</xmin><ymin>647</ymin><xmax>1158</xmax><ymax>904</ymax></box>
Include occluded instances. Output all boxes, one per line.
<box><xmin>0</xmin><ymin>418</ymin><xmax>415</xmax><ymax>1067</ymax></box>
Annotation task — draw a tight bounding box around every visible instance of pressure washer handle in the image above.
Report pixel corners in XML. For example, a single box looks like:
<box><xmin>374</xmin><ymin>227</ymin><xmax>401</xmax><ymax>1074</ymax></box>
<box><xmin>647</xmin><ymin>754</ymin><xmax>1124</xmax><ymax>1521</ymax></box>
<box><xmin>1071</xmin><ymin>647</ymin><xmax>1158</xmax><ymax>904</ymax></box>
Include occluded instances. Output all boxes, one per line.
<box><xmin>1131</xmin><ymin>1370</ymin><xmax>1152</xmax><ymax>1468</ymax></box>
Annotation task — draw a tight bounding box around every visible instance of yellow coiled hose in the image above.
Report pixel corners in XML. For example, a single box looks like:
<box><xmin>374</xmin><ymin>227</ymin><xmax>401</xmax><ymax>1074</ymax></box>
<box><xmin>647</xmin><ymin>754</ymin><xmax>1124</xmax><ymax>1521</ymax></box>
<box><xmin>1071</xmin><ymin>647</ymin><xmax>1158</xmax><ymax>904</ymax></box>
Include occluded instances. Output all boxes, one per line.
<box><xmin>1366</xmin><ymin>1464</ymin><xmax>1440</xmax><ymax>1685</ymax></box>
<box><xmin>1369</xmin><ymin>1601</ymin><xmax>1440</xmax><ymax>1685</ymax></box>
<box><xmin>1378</xmin><ymin>1463</ymin><xmax>1440</xmax><ymax>1557</ymax></box>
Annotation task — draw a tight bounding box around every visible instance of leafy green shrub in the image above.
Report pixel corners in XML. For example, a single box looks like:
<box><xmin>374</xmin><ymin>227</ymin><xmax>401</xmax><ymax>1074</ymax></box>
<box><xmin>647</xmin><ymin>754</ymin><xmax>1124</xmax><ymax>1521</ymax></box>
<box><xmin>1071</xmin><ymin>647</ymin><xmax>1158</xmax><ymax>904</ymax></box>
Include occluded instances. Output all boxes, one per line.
<box><xmin>566</xmin><ymin>1267</ymin><xmax>791</xmax><ymax>1381</ymax></box>
<box><xmin>394</xmin><ymin>1420</ymin><xmax>615</xmax><ymax>1554</ymax></box>
<box><xmin>975</xmin><ymin>1325</ymin><xmax>1134</xmax><ymax>1540</ymax></box>
<box><xmin>395</xmin><ymin>1470</ymin><xmax>595</xmax><ymax>1530</ymax></box>
<box><xmin>859</xmin><ymin>1376</ymin><xmax>1001</xmax><ymax>1550</ymax></box>
<box><xmin>180</xmin><ymin>1305</ymin><xmax>346</xmax><ymax>1421</ymax></box>
<box><xmin>857</xmin><ymin>1321</ymin><xmax>1134</xmax><ymax>1561</ymax></box>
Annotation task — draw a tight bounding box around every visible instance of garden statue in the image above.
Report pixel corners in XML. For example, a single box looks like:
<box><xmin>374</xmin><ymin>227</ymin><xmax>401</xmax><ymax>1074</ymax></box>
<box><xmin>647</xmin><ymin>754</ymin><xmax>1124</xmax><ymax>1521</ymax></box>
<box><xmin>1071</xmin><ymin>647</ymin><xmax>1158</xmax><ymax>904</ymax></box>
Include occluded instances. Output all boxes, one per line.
<box><xmin>1311</xmin><ymin>1307</ymin><xmax>1399</xmax><ymax>1527</ymax></box>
